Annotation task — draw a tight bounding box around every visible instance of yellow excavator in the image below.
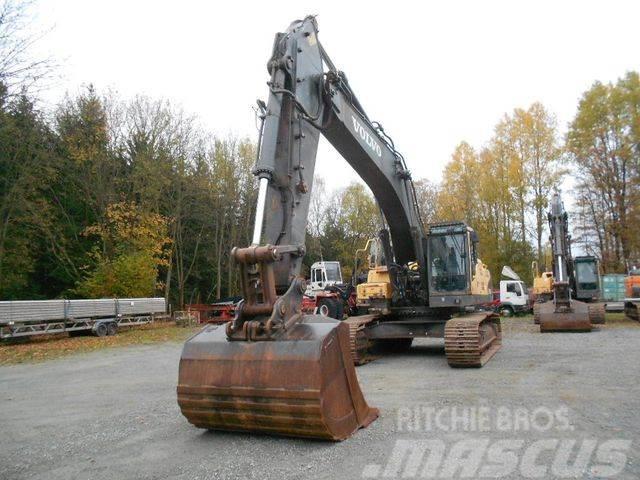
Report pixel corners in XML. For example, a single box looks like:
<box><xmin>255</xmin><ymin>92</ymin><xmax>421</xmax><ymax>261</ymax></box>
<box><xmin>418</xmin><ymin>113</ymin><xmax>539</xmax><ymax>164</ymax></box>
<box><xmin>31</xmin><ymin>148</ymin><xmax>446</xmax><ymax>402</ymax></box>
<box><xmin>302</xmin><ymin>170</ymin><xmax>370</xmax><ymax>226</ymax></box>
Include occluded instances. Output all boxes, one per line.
<box><xmin>531</xmin><ymin>261</ymin><xmax>553</xmax><ymax>324</ymax></box>
<box><xmin>177</xmin><ymin>16</ymin><xmax>501</xmax><ymax>441</ymax></box>
<box><xmin>532</xmin><ymin>261</ymin><xmax>554</xmax><ymax>300</ymax></box>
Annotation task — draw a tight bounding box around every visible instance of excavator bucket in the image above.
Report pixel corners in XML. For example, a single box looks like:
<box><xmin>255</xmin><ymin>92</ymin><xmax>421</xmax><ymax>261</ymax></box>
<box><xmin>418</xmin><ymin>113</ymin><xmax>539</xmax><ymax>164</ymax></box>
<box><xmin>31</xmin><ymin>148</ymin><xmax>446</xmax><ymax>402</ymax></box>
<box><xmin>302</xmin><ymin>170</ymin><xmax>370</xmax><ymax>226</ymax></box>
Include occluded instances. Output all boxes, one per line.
<box><xmin>177</xmin><ymin>317</ymin><xmax>378</xmax><ymax>441</ymax></box>
<box><xmin>537</xmin><ymin>300</ymin><xmax>592</xmax><ymax>332</ymax></box>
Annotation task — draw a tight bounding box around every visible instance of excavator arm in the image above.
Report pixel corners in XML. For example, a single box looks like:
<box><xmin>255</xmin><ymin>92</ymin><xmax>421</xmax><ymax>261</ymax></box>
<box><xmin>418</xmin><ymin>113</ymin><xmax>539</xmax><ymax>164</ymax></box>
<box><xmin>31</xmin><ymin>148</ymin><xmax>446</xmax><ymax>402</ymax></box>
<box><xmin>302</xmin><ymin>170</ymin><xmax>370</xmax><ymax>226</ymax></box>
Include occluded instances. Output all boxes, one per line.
<box><xmin>222</xmin><ymin>16</ymin><xmax>427</xmax><ymax>342</ymax></box>
<box><xmin>252</xmin><ymin>16</ymin><xmax>423</xmax><ymax>294</ymax></box>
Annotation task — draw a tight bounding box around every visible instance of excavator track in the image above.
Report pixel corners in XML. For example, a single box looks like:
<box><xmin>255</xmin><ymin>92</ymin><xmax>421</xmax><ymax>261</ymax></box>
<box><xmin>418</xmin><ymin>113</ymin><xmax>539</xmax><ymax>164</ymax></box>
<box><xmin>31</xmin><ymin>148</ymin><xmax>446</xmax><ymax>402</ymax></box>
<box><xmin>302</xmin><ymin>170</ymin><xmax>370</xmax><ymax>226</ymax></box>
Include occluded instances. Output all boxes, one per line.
<box><xmin>444</xmin><ymin>313</ymin><xmax>502</xmax><ymax>368</ymax></box>
<box><xmin>588</xmin><ymin>303</ymin><xmax>606</xmax><ymax>325</ymax></box>
<box><xmin>344</xmin><ymin>315</ymin><xmax>378</xmax><ymax>366</ymax></box>
<box><xmin>533</xmin><ymin>303</ymin><xmax>542</xmax><ymax>325</ymax></box>
<box><xmin>625</xmin><ymin>301</ymin><xmax>639</xmax><ymax>321</ymax></box>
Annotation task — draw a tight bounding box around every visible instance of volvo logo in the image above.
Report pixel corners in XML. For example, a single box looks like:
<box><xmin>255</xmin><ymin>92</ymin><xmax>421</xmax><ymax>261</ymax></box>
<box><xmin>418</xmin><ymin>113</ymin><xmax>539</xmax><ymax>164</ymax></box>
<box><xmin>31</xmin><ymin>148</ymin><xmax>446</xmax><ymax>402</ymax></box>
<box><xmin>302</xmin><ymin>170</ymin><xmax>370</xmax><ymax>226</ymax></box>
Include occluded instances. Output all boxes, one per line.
<box><xmin>351</xmin><ymin>115</ymin><xmax>382</xmax><ymax>157</ymax></box>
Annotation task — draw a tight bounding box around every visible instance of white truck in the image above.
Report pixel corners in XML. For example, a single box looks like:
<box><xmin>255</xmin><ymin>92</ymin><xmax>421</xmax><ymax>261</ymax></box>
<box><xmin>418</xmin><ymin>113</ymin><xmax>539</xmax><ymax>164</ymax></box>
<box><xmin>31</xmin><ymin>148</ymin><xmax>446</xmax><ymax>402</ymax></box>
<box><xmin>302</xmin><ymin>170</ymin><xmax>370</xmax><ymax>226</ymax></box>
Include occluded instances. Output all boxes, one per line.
<box><xmin>496</xmin><ymin>266</ymin><xmax>531</xmax><ymax>316</ymax></box>
<box><xmin>304</xmin><ymin>261</ymin><xmax>353</xmax><ymax>319</ymax></box>
<box><xmin>305</xmin><ymin>261</ymin><xmax>344</xmax><ymax>296</ymax></box>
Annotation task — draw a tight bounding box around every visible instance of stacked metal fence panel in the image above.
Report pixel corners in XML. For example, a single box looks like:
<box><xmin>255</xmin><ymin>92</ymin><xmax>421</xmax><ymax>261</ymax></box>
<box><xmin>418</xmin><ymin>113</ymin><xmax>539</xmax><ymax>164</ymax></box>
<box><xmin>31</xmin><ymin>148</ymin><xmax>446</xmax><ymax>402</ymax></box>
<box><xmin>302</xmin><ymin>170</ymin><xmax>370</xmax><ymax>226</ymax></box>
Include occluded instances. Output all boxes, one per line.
<box><xmin>0</xmin><ymin>300</ymin><xmax>67</xmax><ymax>323</ymax></box>
<box><xmin>67</xmin><ymin>299</ymin><xmax>117</xmax><ymax>319</ymax></box>
<box><xmin>0</xmin><ymin>298</ymin><xmax>166</xmax><ymax>325</ymax></box>
<box><xmin>602</xmin><ymin>274</ymin><xmax>627</xmax><ymax>302</ymax></box>
<box><xmin>117</xmin><ymin>298</ymin><xmax>166</xmax><ymax>316</ymax></box>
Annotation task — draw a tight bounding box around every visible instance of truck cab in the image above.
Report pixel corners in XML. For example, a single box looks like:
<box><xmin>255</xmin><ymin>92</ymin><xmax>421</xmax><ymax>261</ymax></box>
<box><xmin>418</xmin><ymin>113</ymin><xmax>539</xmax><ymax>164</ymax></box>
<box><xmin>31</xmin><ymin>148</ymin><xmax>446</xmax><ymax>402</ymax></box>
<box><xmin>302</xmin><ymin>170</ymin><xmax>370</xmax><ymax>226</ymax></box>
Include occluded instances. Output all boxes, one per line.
<box><xmin>498</xmin><ymin>280</ymin><xmax>530</xmax><ymax>316</ymax></box>
<box><xmin>305</xmin><ymin>261</ymin><xmax>344</xmax><ymax>297</ymax></box>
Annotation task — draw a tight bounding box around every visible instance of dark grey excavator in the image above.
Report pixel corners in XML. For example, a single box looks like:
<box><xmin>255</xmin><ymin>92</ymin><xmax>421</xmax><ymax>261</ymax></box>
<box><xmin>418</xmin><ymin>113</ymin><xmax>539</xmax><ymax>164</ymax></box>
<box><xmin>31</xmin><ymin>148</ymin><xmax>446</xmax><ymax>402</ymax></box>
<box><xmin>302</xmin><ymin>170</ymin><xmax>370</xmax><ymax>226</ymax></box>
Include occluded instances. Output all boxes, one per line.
<box><xmin>534</xmin><ymin>192</ymin><xmax>605</xmax><ymax>331</ymax></box>
<box><xmin>177</xmin><ymin>16</ymin><xmax>501</xmax><ymax>441</ymax></box>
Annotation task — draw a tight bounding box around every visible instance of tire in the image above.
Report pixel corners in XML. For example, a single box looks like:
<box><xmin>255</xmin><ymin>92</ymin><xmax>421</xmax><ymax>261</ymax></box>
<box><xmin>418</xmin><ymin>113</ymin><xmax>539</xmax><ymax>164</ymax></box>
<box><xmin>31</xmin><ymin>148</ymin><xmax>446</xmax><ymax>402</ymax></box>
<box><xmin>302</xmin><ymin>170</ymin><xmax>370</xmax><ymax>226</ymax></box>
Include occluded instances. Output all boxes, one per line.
<box><xmin>317</xmin><ymin>298</ymin><xmax>343</xmax><ymax>320</ymax></box>
<box><xmin>318</xmin><ymin>302</ymin><xmax>330</xmax><ymax>317</ymax></box>
<box><xmin>107</xmin><ymin>322</ymin><xmax>118</xmax><ymax>336</ymax></box>
<box><xmin>499</xmin><ymin>306</ymin><xmax>513</xmax><ymax>317</ymax></box>
<box><xmin>94</xmin><ymin>323</ymin><xmax>108</xmax><ymax>337</ymax></box>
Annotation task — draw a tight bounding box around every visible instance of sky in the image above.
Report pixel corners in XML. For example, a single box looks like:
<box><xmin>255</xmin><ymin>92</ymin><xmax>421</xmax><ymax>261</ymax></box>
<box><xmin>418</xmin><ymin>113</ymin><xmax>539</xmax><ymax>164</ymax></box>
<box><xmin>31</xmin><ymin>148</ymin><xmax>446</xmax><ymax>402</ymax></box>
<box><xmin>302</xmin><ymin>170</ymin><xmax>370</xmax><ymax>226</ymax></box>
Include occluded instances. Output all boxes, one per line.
<box><xmin>29</xmin><ymin>0</ymin><xmax>640</xmax><ymax>189</ymax></box>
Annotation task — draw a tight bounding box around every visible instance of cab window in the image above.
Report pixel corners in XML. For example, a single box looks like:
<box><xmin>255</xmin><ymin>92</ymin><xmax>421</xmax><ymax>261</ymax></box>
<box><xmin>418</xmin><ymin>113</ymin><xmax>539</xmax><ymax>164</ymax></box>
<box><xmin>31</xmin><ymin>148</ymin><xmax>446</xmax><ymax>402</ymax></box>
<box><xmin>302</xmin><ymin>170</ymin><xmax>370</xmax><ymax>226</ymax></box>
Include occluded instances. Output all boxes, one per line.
<box><xmin>507</xmin><ymin>283</ymin><xmax>523</xmax><ymax>296</ymax></box>
<box><xmin>428</xmin><ymin>233</ymin><xmax>468</xmax><ymax>292</ymax></box>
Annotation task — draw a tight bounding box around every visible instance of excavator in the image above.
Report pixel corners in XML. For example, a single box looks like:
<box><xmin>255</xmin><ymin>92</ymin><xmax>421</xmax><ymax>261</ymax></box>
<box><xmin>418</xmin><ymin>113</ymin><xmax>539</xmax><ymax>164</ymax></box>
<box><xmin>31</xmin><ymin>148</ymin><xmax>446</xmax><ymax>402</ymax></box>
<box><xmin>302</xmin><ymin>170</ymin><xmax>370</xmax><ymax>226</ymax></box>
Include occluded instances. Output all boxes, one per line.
<box><xmin>531</xmin><ymin>261</ymin><xmax>554</xmax><ymax>304</ymax></box>
<box><xmin>347</xmin><ymin>222</ymin><xmax>498</xmax><ymax>365</ymax></box>
<box><xmin>177</xmin><ymin>16</ymin><xmax>501</xmax><ymax>441</ymax></box>
<box><xmin>533</xmin><ymin>192</ymin><xmax>605</xmax><ymax>331</ymax></box>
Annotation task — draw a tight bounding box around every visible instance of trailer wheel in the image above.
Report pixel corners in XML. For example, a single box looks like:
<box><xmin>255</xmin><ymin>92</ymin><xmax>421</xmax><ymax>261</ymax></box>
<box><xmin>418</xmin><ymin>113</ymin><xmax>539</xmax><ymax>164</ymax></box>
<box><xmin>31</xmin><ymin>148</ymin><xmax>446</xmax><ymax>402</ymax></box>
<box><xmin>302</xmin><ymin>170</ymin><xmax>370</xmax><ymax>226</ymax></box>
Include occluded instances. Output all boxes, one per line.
<box><xmin>94</xmin><ymin>323</ymin><xmax>108</xmax><ymax>337</ymax></box>
<box><xmin>107</xmin><ymin>322</ymin><xmax>118</xmax><ymax>336</ymax></box>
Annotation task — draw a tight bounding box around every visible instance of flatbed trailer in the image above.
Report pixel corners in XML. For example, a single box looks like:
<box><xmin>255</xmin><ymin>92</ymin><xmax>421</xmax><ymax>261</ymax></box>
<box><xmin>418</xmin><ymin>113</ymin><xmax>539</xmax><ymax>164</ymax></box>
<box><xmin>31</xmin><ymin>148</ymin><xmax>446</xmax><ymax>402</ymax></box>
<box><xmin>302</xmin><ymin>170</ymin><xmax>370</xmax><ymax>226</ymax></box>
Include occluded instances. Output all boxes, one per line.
<box><xmin>0</xmin><ymin>298</ymin><xmax>168</xmax><ymax>340</ymax></box>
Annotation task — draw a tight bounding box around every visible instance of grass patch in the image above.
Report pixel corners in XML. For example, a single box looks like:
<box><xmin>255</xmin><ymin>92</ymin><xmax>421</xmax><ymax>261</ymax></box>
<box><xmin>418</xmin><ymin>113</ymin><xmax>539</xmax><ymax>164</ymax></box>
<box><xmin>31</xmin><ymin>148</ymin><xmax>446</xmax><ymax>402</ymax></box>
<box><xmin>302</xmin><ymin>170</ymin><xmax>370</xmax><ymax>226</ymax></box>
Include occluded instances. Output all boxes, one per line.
<box><xmin>0</xmin><ymin>322</ymin><xmax>202</xmax><ymax>366</ymax></box>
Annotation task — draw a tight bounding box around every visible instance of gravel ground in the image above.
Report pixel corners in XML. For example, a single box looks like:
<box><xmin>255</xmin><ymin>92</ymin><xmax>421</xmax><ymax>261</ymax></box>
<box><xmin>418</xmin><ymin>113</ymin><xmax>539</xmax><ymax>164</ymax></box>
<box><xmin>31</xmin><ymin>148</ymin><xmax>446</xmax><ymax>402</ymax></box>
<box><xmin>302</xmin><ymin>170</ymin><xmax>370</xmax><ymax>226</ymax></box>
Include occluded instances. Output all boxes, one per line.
<box><xmin>1</xmin><ymin>320</ymin><xmax>639</xmax><ymax>480</ymax></box>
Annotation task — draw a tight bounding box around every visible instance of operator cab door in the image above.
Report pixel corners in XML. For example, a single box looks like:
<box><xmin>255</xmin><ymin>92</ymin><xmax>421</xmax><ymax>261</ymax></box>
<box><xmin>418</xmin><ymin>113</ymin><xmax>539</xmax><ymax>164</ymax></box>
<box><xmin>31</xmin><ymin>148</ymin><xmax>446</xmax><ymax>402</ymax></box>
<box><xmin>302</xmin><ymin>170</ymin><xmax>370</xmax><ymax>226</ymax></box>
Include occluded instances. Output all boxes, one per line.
<box><xmin>426</xmin><ymin>224</ymin><xmax>475</xmax><ymax>307</ymax></box>
<box><xmin>310</xmin><ymin>264</ymin><xmax>326</xmax><ymax>292</ymax></box>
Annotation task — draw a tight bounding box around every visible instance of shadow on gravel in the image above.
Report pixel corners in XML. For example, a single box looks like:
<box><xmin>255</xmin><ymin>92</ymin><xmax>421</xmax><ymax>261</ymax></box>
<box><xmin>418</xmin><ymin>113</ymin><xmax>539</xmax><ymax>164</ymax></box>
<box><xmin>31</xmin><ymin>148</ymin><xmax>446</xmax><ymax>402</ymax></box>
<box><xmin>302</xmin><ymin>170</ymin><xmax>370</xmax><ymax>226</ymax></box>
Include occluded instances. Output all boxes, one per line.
<box><xmin>195</xmin><ymin>428</ymin><xmax>340</xmax><ymax>448</ymax></box>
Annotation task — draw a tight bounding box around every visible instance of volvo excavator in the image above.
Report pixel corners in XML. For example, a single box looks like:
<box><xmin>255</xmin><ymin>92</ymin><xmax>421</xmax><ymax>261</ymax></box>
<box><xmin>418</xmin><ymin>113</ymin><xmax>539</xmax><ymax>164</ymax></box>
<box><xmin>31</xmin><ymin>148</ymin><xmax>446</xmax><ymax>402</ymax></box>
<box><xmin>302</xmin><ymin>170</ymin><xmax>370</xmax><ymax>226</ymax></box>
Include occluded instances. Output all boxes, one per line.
<box><xmin>533</xmin><ymin>193</ymin><xmax>605</xmax><ymax>331</ymax></box>
<box><xmin>177</xmin><ymin>16</ymin><xmax>501</xmax><ymax>441</ymax></box>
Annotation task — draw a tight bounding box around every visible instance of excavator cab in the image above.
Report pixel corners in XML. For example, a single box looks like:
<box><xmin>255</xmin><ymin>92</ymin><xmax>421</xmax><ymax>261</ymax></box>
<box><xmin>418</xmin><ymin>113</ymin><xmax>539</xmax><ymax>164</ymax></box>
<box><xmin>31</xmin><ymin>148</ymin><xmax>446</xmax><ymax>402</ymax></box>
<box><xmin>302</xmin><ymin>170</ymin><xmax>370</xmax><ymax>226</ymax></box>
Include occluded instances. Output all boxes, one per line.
<box><xmin>426</xmin><ymin>222</ymin><xmax>492</xmax><ymax>307</ymax></box>
<box><xmin>573</xmin><ymin>256</ymin><xmax>600</xmax><ymax>302</ymax></box>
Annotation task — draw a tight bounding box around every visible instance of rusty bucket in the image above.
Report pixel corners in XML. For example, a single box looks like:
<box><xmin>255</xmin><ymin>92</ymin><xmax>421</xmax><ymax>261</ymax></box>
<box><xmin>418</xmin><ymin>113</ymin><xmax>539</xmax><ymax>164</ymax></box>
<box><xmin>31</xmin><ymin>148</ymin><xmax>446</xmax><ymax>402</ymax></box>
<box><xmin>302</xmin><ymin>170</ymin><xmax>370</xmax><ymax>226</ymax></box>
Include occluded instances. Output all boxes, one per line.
<box><xmin>538</xmin><ymin>300</ymin><xmax>592</xmax><ymax>332</ymax></box>
<box><xmin>177</xmin><ymin>317</ymin><xmax>378</xmax><ymax>441</ymax></box>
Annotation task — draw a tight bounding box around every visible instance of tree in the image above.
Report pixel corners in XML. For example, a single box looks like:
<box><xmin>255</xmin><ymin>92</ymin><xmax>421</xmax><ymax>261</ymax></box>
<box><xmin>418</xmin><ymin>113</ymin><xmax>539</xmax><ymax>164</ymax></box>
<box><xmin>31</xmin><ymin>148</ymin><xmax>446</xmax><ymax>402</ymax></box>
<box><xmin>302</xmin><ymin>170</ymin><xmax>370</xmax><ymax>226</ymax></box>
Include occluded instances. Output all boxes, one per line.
<box><xmin>413</xmin><ymin>178</ymin><xmax>439</xmax><ymax>224</ymax></box>
<box><xmin>0</xmin><ymin>86</ymin><xmax>59</xmax><ymax>298</ymax></box>
<box><xmin>567</xmin><ymin>72</ymin><xmax>640</xmax><ymax>271</ymax></box>
<box><xmin>75</xmin><ymin>201</ymin><xmax>171</xmax><ymax>298</ymax></box>
<box><xmin>508</xmin><ymin>103</ymin><xmax>563</xmax><ymax>267</ymax></box>
<box><xmin>304</xmin><ymin>182</ymin><xmax>380</xmax><ymax>280</ymax></box>
<box><xmin>0</xmin><ymin>1</ymin><xmax>55</xmax><ymax>94</ymax></box>
<box><xmin>437</xmin><ymin>141</ymin><xmax>480</xmax><ymax>224</ymax></box>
